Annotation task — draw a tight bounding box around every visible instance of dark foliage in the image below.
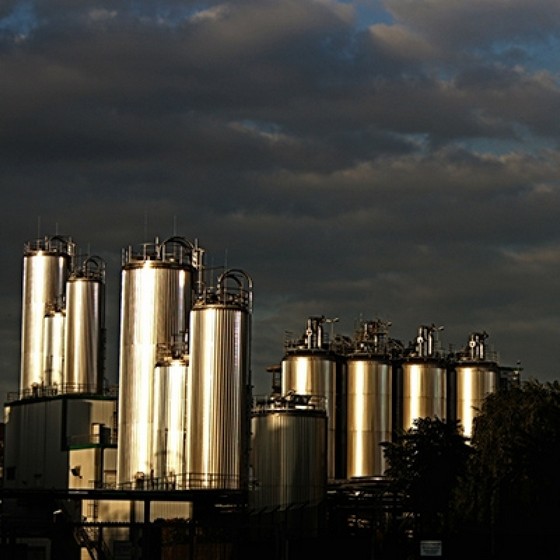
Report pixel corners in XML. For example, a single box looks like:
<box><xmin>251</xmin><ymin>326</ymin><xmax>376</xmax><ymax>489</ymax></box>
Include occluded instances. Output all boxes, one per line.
<box><xmin>382</xmin><ymin>416</ymin><xmax>472</xmax><ymax>537</ymax></box>
<box><xmin>453</xmin><ymin>379</ymin><xmax>560</xmax><ymax>557</ymax></box>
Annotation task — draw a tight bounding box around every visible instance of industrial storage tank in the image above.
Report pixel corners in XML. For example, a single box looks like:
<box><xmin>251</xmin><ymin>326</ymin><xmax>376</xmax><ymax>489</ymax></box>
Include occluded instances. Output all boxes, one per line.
<box><xmin>63</xmin><ymin>256</ymin><xmax>106</xmax><ymax>394</ymax></box>
<box><xmin>281</xmin><ymin>316</ymin><xmax>342</xmax><ymax>480</ymax></box>
<box><xmin>20</xmin><ymin>235</ymin><xmax>75</xmax><ymax>394</ymax></box>
<box><xmin>151</xmin><ymin>345</ymin><xmax>189</xmax><ymax>485</ymax></box>
<box><xmin>451</xmin><ymin>332</ymin><xmax>499</xmax><ymax>439</ymax></box>
<box><xmin>117</xmin><ymin>236</ymin><xmax>200</xmax><ymax>486</ymax></box>
<box><xmin>399</xmin><ymin>324</ymin><xmax>447</xmax><ymax>431</ymax></box>
<box><xmin>185</xmin><ymin>269</ymin><xmax>252</xmax><ymax>490</ymax></box>
<box><xmin>346</xmin><ymin>319</ymin><xmax>394</xmax><ymax>479</ymax></box>
<box><xmin>42</xmin><ymin>302</ymin><xmax>65</xmax><ymax>390</ymax></box>
<box><xmin>250</xmin><ymin>393</ymin><xmax>328</xmax><ymax>535</ymax></box>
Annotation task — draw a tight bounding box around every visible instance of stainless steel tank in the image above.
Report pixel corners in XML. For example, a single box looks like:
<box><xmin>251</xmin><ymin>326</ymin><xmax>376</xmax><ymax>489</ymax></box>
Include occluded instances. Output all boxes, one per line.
<box><xmin>453</xmin><ymin>332</ymin><xmax>499</xmax><ymax>439</ymax></box>
<box><xmin>151</xmin><ymin>349</ymin><xmax>189</xmax><ymax>484</ymax></box>
<box><xmin>64</xmin><ymin>256</ymin><xmax>106</xmax><ymax>394</ymax></box>
<box><xmin>250</xmin><ymin>394</ymin><xmax>327</xmax><ymax>533</ymax></box>
<box><xmin>117</xmin><ymin>237</ymin><xmax>199</xmax><ymax>486</ymax></box>
<box><xmin>20</xmin><ymin>235</ymin><xmax>75</xmax><ymax>393</ymax></box>
<box><xmin>401</xmin><ymin>324</ymin><xmax>447</xmax><ymax>431</ymax></box>
<box><xmin>281</xmin><ymin>316</ymin><xmax>339</xmax><ymax>480</ymax></box>
<box><xmin>184</xmin><ymin>269</ymin><xmax>252</xmax><ymax>490</ymax></box>
<box><xmin>346</xmin><ymin>321</ymin><xmax>393</xmax><ymax>478</ymax></box>
<box><xmin>42</xmin><ymin>305</ymin><xmax>65</xmax><ymax>389</ymax></box>
<box><xmin>346</xmin><ymin>320</ymin><xmax>393</xmax><ymax>478</ymax></box>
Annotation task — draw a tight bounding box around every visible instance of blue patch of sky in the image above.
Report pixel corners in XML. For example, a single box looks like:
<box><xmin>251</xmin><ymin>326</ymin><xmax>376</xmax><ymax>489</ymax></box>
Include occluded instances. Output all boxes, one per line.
<box><xmin>0</xmin><ymin>1</ymin><xmax>37</xmax><ymax>37</ymax></box>
<box><xmin>339</xmin><ymin>0</ymin><xmax>394</xmax><ymax>30</ymax></box>
<box><xmin>523</xmin><ymin>36</ymin><xmax>560</xmax><ymax>77</ymax></box>
<box><xmin>469</xmin><ymin>34</ymin><xmax>560</xmax><ymax>80</ymax></box>
<box><xmin>456</xmin><ymin>126</ymin><xmax>555</xmax><ymax>157</ymax></box>
<box><xmin>400</xmin><ymin>122</ymin><xmax>555</xmax><ymax>157</ymax></box>
<box><xmin>126</xmin><ymin>1</ymin><xmax>215</xmax><ymax>27</ymax></box>
<box><xmin>0</xmin><ymin>2</ymin><xmax>220</xmax><ymax>34</ymax></box>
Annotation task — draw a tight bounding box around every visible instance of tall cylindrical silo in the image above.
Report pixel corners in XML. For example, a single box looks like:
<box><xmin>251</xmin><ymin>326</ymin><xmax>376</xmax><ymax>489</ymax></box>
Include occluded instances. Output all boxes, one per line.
<box><xmin>20</xmin><ymin>235</ymin><xmax>75</xmax><ymax>393</ymax></box>
<box><xmin>185</xmin><ymin>269</ymin><xmax>252</xmax><ymax>490</ymax></box>
<box><xmin>117</xmin><ymin>237</ymin><xmax>198</xmax><ymax>486</ymax></box>
<box><xmin>346</xmin><ymin>319</ymin><xmax>393</xmax><ymax>479</ymax></box>
<box><xmin>250</xmin><ymin>394</ymin><xmax>327</xmax><ymax>535</ymax></box>
<box><xmin>281</xmin><ymin>316</ymin><xmax>340</xmax><ymax>480</ymax></box>
<box><xmin>453</xmin><ymin>332</ymin><xmax>499</xmax><ymax>439</ymax></box>
<box><xmin>151</xmin><ymin>349</ymin><xmax>189</xmax><ymax>483</ymax></box>
<box><xmin>400</xmin><ymin>324</ymin><xmax>447</xmax><ymax>431</ymax></box>
<box><xmin>64</xmin><ymin>256</ymin><xmax>106</xmax><ymax>394</ymax></box>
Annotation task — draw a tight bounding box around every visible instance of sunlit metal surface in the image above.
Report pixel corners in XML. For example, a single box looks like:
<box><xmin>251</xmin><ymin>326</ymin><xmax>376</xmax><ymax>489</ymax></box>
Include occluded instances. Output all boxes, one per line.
<box><xmin>43</xmin><ymin>308</ymin><xmax>65</xmax><ymax>388</ymax></box>
<box><xmin>117</xmin><ymin>239</ymin><xmax>194</xmax><ymax>485</ymax></box>
<box><xmin>152</xmin><ymin>357</ymin><xmax>189</xmax><ymax>481</ymax></box>
<box><xmin>250</xmin><ymin>397</ymin><xmax>327</xmax><ymax>513</ymax></box>
<box><xmin>346</xmin><ymin>358</ymin><xmax>392</xmax><ymax>478</ymax></box>
<box><xmin>401</xmin><ymin>360</ymin><xmax>447</xmax><ymax>430</ymax></box>
<box><xmin>281</xmin><ymin>352</ymin><xmax>338</xmax><ymax>479</ymax></box>
<box><xmin>64</xmin><ymin>259</ymin><xmax>105</xmax><ymax>394</ymax></box>
<box><xmin>20</xmin><ymin>236</ymin><xmax>74</xmax><ymax>391</ymax></box>
<box><xmin>185</xmin><ymin>295</ymin><xmax>251</xmax><ymax>490</ymax></box>
<box><xmin>455</xmin><ymin>364</ymin><xmax>498</xmax><ymax>438</ymax></box>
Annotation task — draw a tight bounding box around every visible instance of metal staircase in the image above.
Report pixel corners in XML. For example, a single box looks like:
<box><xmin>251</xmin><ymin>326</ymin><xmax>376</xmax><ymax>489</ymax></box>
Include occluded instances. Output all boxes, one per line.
<box><xmin>58</xmin><ymin>500</ymin><xmax>113</xmax><ymax>560</ymax></box>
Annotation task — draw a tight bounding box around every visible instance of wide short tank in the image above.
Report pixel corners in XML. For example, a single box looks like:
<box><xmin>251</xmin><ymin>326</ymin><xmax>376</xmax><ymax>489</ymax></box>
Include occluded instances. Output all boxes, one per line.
<box><xmin>63</xmin><ymin>256</ymin><xmax>105</xmax><ymax>394</ymax></box>
<box><xmin>452</xmin><ymin>332</ymin><xmax>499</xmax><ymax>438</ymax></box>
<box><xmin>281</xmin><ymin>316</ymin><xmax>340</xmax><ymax>480</ymax></box>
<box><xmin>20</xmin><ymin>235</ymin><xmax>75</xmax><ymax>393</ymax></box>
<box><xmin>250</xmin><ymin>394</ymin><xmax>327</xmax><ymax>534</ymax></box>
<box><xmin>185</xmin><ymin>269</ymin><xmax>252</xmax><ymax>490</ymax></box>
<box><xmin>117</xmin><ymin>237</ymin><xmax>198</xmax><ymax>485</ymax></box>
<box><xmin>346</xmin><ymin>319</ymin><xmax>393</xmax><ymax>478</ymax></box>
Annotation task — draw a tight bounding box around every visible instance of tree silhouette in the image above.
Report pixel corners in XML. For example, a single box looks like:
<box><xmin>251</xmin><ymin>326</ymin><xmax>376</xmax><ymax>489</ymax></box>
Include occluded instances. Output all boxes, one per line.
<box><xmin>456</xmin><ymin>379</ymin><xmax>560</xmax><ymax>558</ymax></box>
<box><xmin>382</xmin><ymin>416</ymin><xmax>471</xmax><ymax>539</ymax></box>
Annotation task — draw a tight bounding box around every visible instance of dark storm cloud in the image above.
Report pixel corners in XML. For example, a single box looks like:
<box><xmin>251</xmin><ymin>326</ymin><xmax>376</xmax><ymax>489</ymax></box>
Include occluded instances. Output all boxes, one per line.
<box><xmin>2</xmin><ymin>0</ymin><xmax>560</xmax><ymax>397</ymax></box>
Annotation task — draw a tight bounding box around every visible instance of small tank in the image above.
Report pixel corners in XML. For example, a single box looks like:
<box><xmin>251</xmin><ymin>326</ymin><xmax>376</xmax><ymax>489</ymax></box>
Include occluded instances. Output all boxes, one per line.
<box><xmin>42</xmin><ymin>302</ymin><xmax>65</xmax><ymax>389</ymax></box>
<box><xmin>151</xmin><ymin>346</ymin><xmax>189</xmax><ymax>485</ymax></box>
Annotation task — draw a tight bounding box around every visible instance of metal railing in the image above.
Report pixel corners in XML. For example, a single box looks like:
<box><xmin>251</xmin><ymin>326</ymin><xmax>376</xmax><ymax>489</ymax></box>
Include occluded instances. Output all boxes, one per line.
<box><xmin>7</xmin><ymin>383</ymin><xmax>118</xmax><ymax>403</ymax></box>
<box><xmin>113</xmin><ymin>472</ymin><xmax>243</xmax><ymax>492</ymax></box>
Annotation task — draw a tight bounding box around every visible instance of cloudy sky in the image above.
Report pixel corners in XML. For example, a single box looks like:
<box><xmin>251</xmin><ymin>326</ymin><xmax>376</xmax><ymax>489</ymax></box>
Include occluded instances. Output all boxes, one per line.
<box><xmin>2</xmin><ymin>0</ymin><xmax>560</xmax><ymax>399</ymax></box>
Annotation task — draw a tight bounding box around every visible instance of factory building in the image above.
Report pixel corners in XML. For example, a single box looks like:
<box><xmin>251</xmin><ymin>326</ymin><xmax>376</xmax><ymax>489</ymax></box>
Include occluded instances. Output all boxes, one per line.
<box><xmin>0</xmin><ymin>233</ymin><xmax>519</xmax><ymax>559</ymax></box>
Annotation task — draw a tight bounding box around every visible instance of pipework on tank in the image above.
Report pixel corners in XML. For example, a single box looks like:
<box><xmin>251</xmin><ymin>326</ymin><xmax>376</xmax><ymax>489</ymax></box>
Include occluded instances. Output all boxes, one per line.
<box><xmin>72</xmin><ymin>255</ymin><xmax>106</xmax><ymax>282</ymax></box>
<box><xmin>253</xmin><ymin>391</ymin><xmax>327</xmax><ymax>412</ymax></box>
<box><xmin>467</xmin><ymin>331</ymin><xmax>488</xmax><ymax>360</ymax></box>
<box><xmin>305</xmin><ymin>316</ymin><xmax>325</xmax><ymax>349</ymax></box>
<box><xmin>121</xmin><ymin>236</ymin><xmax>200</xmax><ymax>267</ymax></box>
<box><xmin>24</xmin><ymin>234</ymin><xmax>76</xmax><ymax>258</ymax></box>
<box><xmin>216</xmin><ymin>269</ymin><xmax>253</xmax><ymax>311</ymax></box>
<box><xmin>352</xmin><ymin>319</ymin><xmax>392</xmax><ymax>355</ymax></box>
<box><xmin>413</xmin><ymin>323</ymin><xmax>444</xmax><ymax>358</ymax></box>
